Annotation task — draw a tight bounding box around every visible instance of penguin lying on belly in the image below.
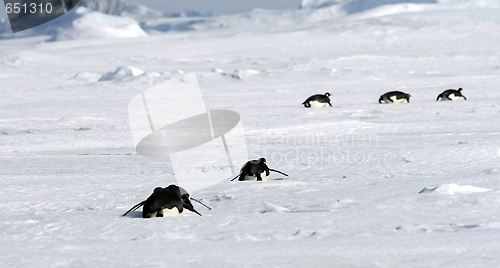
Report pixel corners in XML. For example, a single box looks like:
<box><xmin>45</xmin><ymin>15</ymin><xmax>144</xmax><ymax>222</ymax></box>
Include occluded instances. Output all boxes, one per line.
<box><xmin>231</xmin><ymin>158</ymin><xmax>288</xmax><ymax>181</ymax></box>
<box><xmin>379</xmin><ymin>91</ymin><xmax>411</xmax><ymax>104</ymax></box>
<box><xmin>436</xmin><ymin>88</ymin><xmax>467</xmax><ymax>101</ymax></box>
<box><xmin>123</xmin><ymin>185</ymin><xmax>210</xmax><ymax>218</ymax></box>
<box><xmin>302</xmin><ymin>92</ymin><xmax>332</xmax><ymax>108</ymax></box>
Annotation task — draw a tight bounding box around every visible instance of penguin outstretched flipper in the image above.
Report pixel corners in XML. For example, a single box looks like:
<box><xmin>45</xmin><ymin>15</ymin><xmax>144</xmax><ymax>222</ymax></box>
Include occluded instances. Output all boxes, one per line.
<box><xmin>269</xmin><ymin>168</ymin><xmax>289</xmax><ymax>177</ymax></box>
<box><xmin>122</xmin><ymin>200</ymin><xmax>146</xmax><ymax>217</ymax></box>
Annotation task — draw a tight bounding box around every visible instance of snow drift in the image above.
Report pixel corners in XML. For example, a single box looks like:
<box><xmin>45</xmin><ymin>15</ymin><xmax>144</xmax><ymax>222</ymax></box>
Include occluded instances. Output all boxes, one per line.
<box><xmin>78</xmin><ymin>0</ymin><xmax>167</xmax><ymax>22</ymax></box>
<box><xmin>53</xmin><ymin>7</ymin><xmax>147</xmax><ymax>41</ymax></box>
<box><xmin>98</xmin><ymin>66</ymin><xmax>145</xmax><ymax>81</ymax></box>
<box><xmin>419</xmin><ymin>184</ymin><xmax>493</xmax><ymax>195</ymax></box>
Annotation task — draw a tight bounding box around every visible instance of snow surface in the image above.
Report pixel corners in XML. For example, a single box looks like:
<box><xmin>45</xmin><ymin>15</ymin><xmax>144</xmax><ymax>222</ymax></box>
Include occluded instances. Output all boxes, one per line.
<box><xmin>1</xmin><ymin>0</ymin><xmax>500</xmax><ymax>267</ymax></box>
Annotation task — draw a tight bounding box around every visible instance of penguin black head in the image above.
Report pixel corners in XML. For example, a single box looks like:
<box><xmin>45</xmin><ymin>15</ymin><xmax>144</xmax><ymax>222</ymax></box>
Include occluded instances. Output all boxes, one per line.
<box><xmin>458</xmin><ymin>88</ymin><xmax>463</xmax><ymax>93</ymax></box>
<box><xmin>325</xmin><ymin>92</ymin><xmax>331</xmax><ymax>97</ymax></box>
<box><xmin>153</xmin><ymin>187</ymin><xmax>163</xmax><ymax>192</ymax></box>
<box><xmin>178</xmin><ymin>186</ymin><xmax>202</xmax><ymax>216</ymax></box>
<box><xmin>258</xmin><ymin>158</ymin><xmax>267</xmax><ymax>163</ymax></box>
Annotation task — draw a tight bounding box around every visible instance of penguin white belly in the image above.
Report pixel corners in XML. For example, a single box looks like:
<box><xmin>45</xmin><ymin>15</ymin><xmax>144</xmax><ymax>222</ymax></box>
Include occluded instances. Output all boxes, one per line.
<box><xmin>448</xmin><ymin>94</ymin><xmax>465</xmax><ymax>101</ymax></box>
<box><xmin>244</xmin><ymin>171</ymin><xmax>269</xmax><ymax>181</ymax></box>
<box><xmin>308</xmin><ymin>100</ymin><xmax>329</xmax><ymax>108</ymax></box>
<box><xmin>161</xmin><ymin>207</ymin><xmax>182</xmax><ymax>217</ymax></box>
<box><xmin>390</xmin><ymin>96</ymin><xmax>408</xmax><ymax>103</ymax></box>
<box><xmin>146</xmin><ymin>207</ymin><xmax>182</xmax><ymax>218</ymax></box>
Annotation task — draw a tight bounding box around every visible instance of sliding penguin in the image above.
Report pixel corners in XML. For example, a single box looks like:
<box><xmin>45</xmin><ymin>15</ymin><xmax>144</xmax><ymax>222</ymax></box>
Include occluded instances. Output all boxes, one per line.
<box><xmin>436</xmin><ymin>88</ymin><xmax>467</xmax><ymax>101</ymax></box>
<box><xmin>231</xmin><ymin>158</ymin><xmax>288</xmax><ymax>181</ymax></box>
<box><xmin>378</xmin><ymin>91</ymin><xmax>411</xmax><ymax>104</ymax></box>
<box><xmin>302</xmin><ymin>92</ymin><xmax>332</xmax><ymax>108</ymax></box>
<box><xmin>123</xmin><ymin>185</ymin><xmax>209</xmax><ymax>218</ymax></box>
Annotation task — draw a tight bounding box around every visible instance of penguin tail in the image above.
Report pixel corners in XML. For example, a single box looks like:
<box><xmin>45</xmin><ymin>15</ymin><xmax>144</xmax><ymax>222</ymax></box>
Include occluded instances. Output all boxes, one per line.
<box><xmin>378</xmin><ymin>97</ymin><xmax>383</xmax><ymax>104</ymax></box>
<box><xmin>122</xmin><ymin>201</ymin><xmax>146</xmax><ymax>217</ymax></box>
<box><xmin>436</xmin><ymin>95</ymin><xmax>441</xmax><ymax>101</ymax></box>
<box><xmin>269</xmin><ymin>168</ymin><xmax>288</xmax><ymax>177</ymax></box>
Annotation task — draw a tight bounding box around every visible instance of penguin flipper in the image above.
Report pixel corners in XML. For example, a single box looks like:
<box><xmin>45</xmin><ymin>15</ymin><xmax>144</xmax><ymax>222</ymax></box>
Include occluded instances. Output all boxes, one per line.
<box><xmin>230</xmin><ymin>174</ymin><xmax>240</xmax><ymax>181</ymax></box>
<box><xmin>269</xmin><ymin>168</ymin><xmax>289</xmax><ymax>177</ymax></box>
<box><xmin>122</xmin><ymin>200</ymin><xmax>146</xmax><ymax>217</ymax></box>
<box><xmin>328</xmin><ymin>102</ymin><xmax>332</xmax><ymax>107</ymax></box>
<box><xmin>463</xmin><ymin>96</ymin><xmax>467</xmax><ymax>100</ymax></box>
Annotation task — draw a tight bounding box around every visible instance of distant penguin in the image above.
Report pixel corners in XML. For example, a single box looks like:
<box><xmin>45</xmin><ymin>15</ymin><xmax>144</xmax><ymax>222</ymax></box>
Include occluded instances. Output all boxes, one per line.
<box><xmin>302</xmin><ymin>92</ymin><xmax>332</xmax><ymax>108</ymax></box>
<box><xmin>231</xmin><ymin>158</ymin><xmax>288</xmax><ymax>181</ymax></box>
<box><xmin>123</xmin><ymin>185</ymin><xmax>210</xmax><ymax>218</ymax></box>
<box><xmin>378</xmin><ymin>91</ymin><xmax>411</xmax><ymax>104</ymax></box>
<box><xmin>436</xmin><ymin>88</ymin><xmax>467</xmax><ymax>101</ymax></box>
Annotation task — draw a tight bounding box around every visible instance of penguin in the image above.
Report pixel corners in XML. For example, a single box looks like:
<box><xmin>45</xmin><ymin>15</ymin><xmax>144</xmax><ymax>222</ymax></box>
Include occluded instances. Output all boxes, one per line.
<box><xmin>436</xmin><ymin>88</ymin><xmax>467</xmax><ymax>101</ymax></box>
<box><xmin>122</xmin><ymin>185</ymin><xmax>210</xmax><ymax>218</ymax></box>
<box><xmin>378</xmin><ymin>91</ymin><xmax>411</xmax><ymax>104</ymax></box>
<box><xmin>302</xmin><ymin>92</ymin><xmax>332</xmax><ymax>108</ymax></box>
<box><xmin>230</xmin><ymin>158</ymin><xmax>288</xmax><ymax>181</ymax></box>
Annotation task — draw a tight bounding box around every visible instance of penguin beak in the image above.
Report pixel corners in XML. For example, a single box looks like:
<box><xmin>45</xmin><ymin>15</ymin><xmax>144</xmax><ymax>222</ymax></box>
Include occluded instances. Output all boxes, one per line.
<box><xmin>183</xmin><ymin>201</ymin><xmax>202</xmax><ymax>216</ymax></box>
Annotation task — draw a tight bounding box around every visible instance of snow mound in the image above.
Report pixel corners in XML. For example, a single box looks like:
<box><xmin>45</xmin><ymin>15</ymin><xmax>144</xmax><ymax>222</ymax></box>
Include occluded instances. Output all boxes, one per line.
<box><xmin>53</xmin><ymin>7</ymin><xmax>147</xmax><ymax>41</ymax></box>
<box><xmin>419</xmin><ymin>183</ymin><xmax>492</xmax><ymax>195</ymax></box>
<box><xmin>98</xmin><ymin>66</ymin><xmax>145</xmax><ymax>81</ymax></box>
<box><xmin>0</xmin><ymin>7</ymin><xmax>147</xmax><ymax>41</ymax></box>
<box><xmin>262</xmin><ymin>201</ymin><xmax>290</xmax><ymax>213</ymax></box>
<box><xmin>438</xmin><ymin>0</ymin><xmax>500</xmax><ymax>9</ymax></box>
<box><xmin>224</xmin><ymin>69</ymin><xmax>260</xmax><ymax>80</ymax></box>
<box><xmin>80</xmin><ymin>0</ymin><xmax>218</xmax><ymax>22</ymax></box>
<box><xmin>79</xmin><ymin>0</ymin><xmax>166</xmax><ymax>23</ymax></box>
<box><xmin>346</xmin><ymin>3</ymin><xmax>430</xmax><ymax>20</ymax></box>
<box><xmin>301</xmin><ymin>0</ymin><xmax>436</xmax><ymax>11</ymax></box>
<box><xmin>140</xmin><ymin>18</ymin><xmax>208</xmax><ymax>33</ymax></box>
<box><xmin>301</xmin><ymin>0</ymin><xmax>500</xmax><ymax>22</ymax></box>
